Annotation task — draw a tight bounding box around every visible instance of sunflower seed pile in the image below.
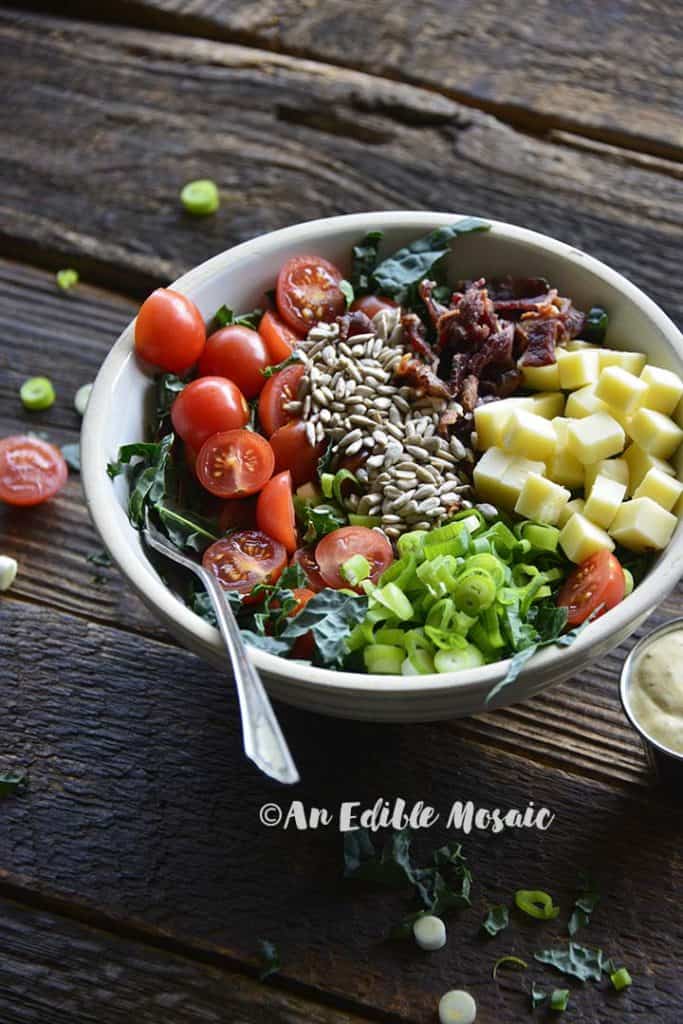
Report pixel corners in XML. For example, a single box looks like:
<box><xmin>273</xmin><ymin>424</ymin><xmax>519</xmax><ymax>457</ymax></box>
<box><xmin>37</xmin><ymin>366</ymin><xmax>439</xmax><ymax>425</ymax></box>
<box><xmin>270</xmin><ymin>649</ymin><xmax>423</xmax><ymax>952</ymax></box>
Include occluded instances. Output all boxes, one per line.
<box><xmin>287</xmin><ymin>308</ymin><xmax>475</xmax><ymax>539</ymax></box>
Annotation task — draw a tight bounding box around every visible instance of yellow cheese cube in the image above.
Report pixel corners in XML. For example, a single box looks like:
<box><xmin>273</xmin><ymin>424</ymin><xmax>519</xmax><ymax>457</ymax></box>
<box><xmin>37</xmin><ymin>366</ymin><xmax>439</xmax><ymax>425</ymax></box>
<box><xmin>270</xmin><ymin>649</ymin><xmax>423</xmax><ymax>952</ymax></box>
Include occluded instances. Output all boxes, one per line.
<box><xmin>514</xmin><ymin>472</ymin><xmax>570</xmax><ymax>525</ymax></box>
<box><xmin>583</xmin><ymin>474</ymin><xmax>626</xmax><ymax>529</ymax></box>
<box><xmin>520</xmin><ymin>362</ymin><xmax>561</xmax><ymax>391</ymax></box>
<box><xmin>628</xmin><ymin>408</ymin><xmax>683</xmax><ymax>459</ymax></box>
<box><xmin>558</xmin><ymin>497</ymin><xmax>585</xmax><ymax>527</ymax></box>
<box><xmin>640</xmin><ymin>365</ymin><xmax>683</xmax><ymax>416</ymax></box>
<box><xmin>560</xmin><ymin>340</ymin><xmax>598</xmax><ymax>351</ymax></box>
<box><xmin>564</xmin><ymin>384</ymin><xmax>607</xmax><ymax>419</ymax></box>
<box><xmin>595</xmin><ymin>365</ymin><xmax>648</xmax><ymax>415</ymax></box>
<box><xmin>502</xmin><ymin>408</ymin><xmax>556</xmax><ymax>460</ymax></box>
<box><xmin>622</xmin><ymin>444</ymin><xmax>674</xmax><ymax>494</ymax></box>
<box><xmin>632</xmin><ymin>468</ymin><xmax>683</xmax><ymax>512</ymax></box>
<box><xmin>525</xmin><ymin>392</ymin><xmax>566</xmax><ymax>419</ymax></box>
<box><xmin>546</xmin><ymin>418</ymin><xmax>584</xmax><ymax>488</ymax></box>
<box><xmin>598</xmin><ymin>349</ymin><xmax>647</xmax><ymax>375</ymax></box>
<box><xmin>584</xmin><ymin>457</ymin><xmax>629</xmax><ymax>496</ymax></box>
<box><xmin>567</xmin><ymin>412</ymin><xmax>626</xmax><ymax>465</ymax></box>
<box><xmin>473</xmin><ymin>447</ymin><xmax>545</xmax><ymax>510</ymax></box>
<box><xmin>557</xmin><ymin>348</ymin><xmax>600</xmax><ymax>390</ymax></box>
<box><xmin>559</xmin><ymin>513</ymin><xmax>615</xmax><ymax>563</ymax></box>
<box><xmin>609</xmin><ymin>497</ymin><xmax>677</xmax><ymax>551</ymax></box>
<box><xmin>473</xmin><ymin>398</ymin><xmax>525</xmax><ymax>450</ymax></box>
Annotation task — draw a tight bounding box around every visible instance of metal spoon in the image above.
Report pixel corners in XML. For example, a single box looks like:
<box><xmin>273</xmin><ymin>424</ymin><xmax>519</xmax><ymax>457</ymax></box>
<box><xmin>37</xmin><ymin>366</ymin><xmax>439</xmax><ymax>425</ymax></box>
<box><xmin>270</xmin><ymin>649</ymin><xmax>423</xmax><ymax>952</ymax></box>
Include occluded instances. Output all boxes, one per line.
<box><xmin>143</xmin><ymin>514</ymin><xmax>299</xmax><ymax>785</ymax></box>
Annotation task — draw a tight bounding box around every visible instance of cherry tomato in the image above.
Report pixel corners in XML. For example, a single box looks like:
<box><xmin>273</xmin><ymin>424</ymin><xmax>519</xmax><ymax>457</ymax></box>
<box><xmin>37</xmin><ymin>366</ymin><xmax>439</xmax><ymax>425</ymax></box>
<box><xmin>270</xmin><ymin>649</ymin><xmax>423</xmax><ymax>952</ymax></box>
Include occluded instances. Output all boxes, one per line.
<box><xmin>171</xmin><ymin>377</ymin><xmax>249</xmax><ymax>453</ymax></box>
<box><xmin>276</xmin><ymin>255</ymin><xmax>346</xmax><ymax>334</ymax></box>
<box><xmin>202</xmin><ymin>529</ymin><xmax>287</xmax><ymax>597</ymax></box>
<box><xmin>288</xmin><ymin>587</ymin><xmax>315</xmax><ymax>616</ymax></box>
<box><xmin>256</xmin><ymin>470</ymin><xmax>297</xmax><ymax>553</ymax></box>
<box><xmin>269</xmin><ymin>419</ymin><xmax>326</xmax><ymax>488</ymax></box>
<box><xmin>198</xmin><ymin>325</ymin><xmax>271</xmax><ymax>399</ymax></box>
<box><xmin>291</xmin><ymin>546</ymin><xmax>326</xmax><ymax>592</ymax></box>
<box><xmin>315</xmin><ymin>526</ymin><xmax>393</xmax><ymax>591</ymax></box>
<box><xmin>218</xmin><ymin>496</ymin><xmax>258</xmax><ymax>533</ymax></box>
<box><xmin>350</xmin><ymin>295</ymin><xmax>398</xmax><ymax>318</ymax></box>
<box><xmin>557</xmin><ymin>550</ymin><xmax>625</xmax><ymax>627</ymax></box>
<box><xmin>258</xmin><ymin>364</ymin><xmax>305</xmax><ymax>437</ymax></box>
<box><xmin>0</xmin><ymin>435</ymin><xmax>68</xmax><ymax>507</ymax></box>
<box><xmin>197</xmin><ymin>429</ymin><xmax>275</xmax><ymax>498</ymax></box>
<box><xmin>135</xmin><ymin>288</ymin><xmax>206</xmax><ymax>373</ymax></box>
<box><xmin>259</xmin><ymin>310</ymin><xmax>302</xmax><ymax>363</ymax></box>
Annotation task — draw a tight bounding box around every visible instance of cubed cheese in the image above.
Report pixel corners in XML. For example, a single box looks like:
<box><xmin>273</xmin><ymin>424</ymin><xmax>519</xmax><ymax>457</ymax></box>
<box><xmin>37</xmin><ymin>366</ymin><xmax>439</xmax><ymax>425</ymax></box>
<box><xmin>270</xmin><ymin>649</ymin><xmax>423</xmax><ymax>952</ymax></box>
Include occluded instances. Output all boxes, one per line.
<box><xmin>473</xmin><ymin>398</ymin><xmax>526</xmax><ymax>450</ymax></box>
<box><xmin>514</xmin><ymin>472</ymin><xmax>570</xmax><ymax>525</ymax></box>
<box><xmin>640</xmin><ymin>365</ymin><xmax>683</xmax><ymax>416</ymax></box>
<box><xmin>559</xmin><ymin>513</ymin><xmax>615</xmax><ymax>563</ymax></box>
<box><xmin>584</xmin><ymin>457</ymin><xmax>629</xmax><ymax>496</ymax></box>
<box><xmin>525</xmin><ymin>391</ymin><xmax>565</xmax><ymax>419</ymax></box>
<box><xmin>473</xmin><ymin>447</ymin><xmax>545</xmax><ymax>510</ymax></box>
<box><xmin>622</xmin><ymin>444</ymin><xmax>674</xmax><ymax>494</ymax></box>
<box><xmin>520</xmin><ymin>362</ymin><xmax>561</xmax><ymax>391</ymax></box>
<box><xmin>546</xmin><ymin>418</ymin><xmax>585</xmax><ymax>488</ymax></box>
<box><xmin>558</xmin><ymin>497</ymin><xmax>586</xmax><ymax>527</ymax></box>
<box><xmin>595</xmin><ymin>365</ymin><xmax>648</xmax><ymax>415</ymax></box>
<box><xmin>632</xmin><ymin>468</ymin><xmax>683</xmax><ymax>511</ymax></box>
<box><xmin>609</xmin><ymin>497</ymin><xmax>677</xmax><ymax>551</ymax></box>
<box><xmin>564</xmin><ymin>384</ymin><xmax>607</xmax><ymax>419</ymax></box>
<box><xmin>557</xmin><ymin>348</ymin><xmax>600</xmax><ymax>390</ymax></box>
<box><xmin>583</xmin><ymin>474</ymin><xmax>626</xmax><ymax>529</ymax></box>
<box><xmin>567</xmin><ymin>412</ymin><xmax>626</xmax><ymax>465</ymax></box>
<box><xmin>561</xmin><ymin>340</ymin><xmax>598</xmax><ymax>351</ymax></box>
<box><xmin>502</xmin><ymin>408</ymin><xmax>556</xmax><ymax>460</ymax></box>
<box><xmin>598</xmin><ymin>349</ymin><xmax>647</xmax><ymax>375</ymax></box>
<box><xmin>628</xmin><ymin>408</ymin><xmax>683</xmax><ymax>459</ymax></box>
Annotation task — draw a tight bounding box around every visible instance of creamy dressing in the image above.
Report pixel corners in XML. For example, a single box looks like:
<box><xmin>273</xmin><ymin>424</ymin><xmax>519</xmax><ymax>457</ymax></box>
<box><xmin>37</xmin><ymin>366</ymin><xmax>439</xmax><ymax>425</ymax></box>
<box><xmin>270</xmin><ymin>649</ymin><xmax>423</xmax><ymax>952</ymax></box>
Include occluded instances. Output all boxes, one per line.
<box><xmin>630</xmin><ymin>630</ymin><xmax>683</xmax><ymax>753</ymax></box>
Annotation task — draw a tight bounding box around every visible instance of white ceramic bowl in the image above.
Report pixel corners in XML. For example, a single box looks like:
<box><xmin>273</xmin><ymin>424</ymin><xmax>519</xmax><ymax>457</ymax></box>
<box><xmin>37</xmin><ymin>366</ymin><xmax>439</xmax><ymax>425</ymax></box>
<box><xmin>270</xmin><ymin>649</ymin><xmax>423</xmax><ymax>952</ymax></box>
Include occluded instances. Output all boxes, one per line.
<box><xmin>81</xmin><ymin>212</ymin><xmax>683</xmax><ymax>722</ymax></box>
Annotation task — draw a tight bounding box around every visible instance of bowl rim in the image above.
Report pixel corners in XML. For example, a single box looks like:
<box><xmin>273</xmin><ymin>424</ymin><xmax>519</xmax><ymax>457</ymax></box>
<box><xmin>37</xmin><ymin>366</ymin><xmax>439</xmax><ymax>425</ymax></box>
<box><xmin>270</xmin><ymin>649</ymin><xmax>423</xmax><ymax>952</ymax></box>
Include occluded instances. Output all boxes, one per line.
<box><xmin>81</xmin><ymin>210</ymin><xmax>683</xmax><ymax>699</ymax></box>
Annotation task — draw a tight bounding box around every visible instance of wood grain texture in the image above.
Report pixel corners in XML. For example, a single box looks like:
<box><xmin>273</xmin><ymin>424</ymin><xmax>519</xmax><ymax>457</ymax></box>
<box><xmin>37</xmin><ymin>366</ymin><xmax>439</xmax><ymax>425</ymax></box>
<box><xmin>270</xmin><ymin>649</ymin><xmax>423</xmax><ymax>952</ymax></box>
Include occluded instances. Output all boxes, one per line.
<box><xmin>2</xmin><ymin>597</ymin><xmax>683</xmax><ymax>1022</ymax></box>
<box><xmin>0</xmin><ymin>9</ymin><xmax>681</xmax><ymax>322</ymax></box>
<box><xmin>39</xmin><ymin>0</ymin><xmax>683</xmax><ymax>160</ymax></box>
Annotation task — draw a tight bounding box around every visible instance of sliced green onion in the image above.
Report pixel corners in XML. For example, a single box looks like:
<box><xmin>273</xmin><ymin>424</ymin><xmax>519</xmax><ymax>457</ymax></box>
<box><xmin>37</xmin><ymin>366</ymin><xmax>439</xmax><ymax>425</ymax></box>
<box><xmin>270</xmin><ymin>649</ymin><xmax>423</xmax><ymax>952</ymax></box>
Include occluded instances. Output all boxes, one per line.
<box><xmin>348</xmin><ymin>513</ymin><xmax>382</xmax><ymax>528</ymax></box>
<box><xmin>320</xmin><ymin>472</ymin><xmax>335</xmax><ymax>498</ymax></box>
<box><xmin>20</xmin><ymin>376</ymin><xmax>55</xmax><ymax>411</ymax></box>
<box><xmin>452</xmin><ymin>569</ymin><xmax>497</xmax><ymax>616</ymax></box>
<box><xmin>397</xmin><ymin>529</ymin><xmax>428</xmax><ymax>559</ymax></box>
<box><xmin>341</xmin><ymin>554</ymin><xmax>370</xmax><ymax>587</ymax></box>
<box><xmin>492</xmin><ymin>955</ymin><xmax>527</xmax><ymax>981</ymax></box>
<box><xmin>374</xmin><ymin>627</ymin><xmax>406</xmax><ymax>647</ymax></box>
<box><xmin>402</xmin><ymin>649</ymin><xmax>435</xmax><ymax>675</ymax></box>
<box><xmin>363</xmin><ymin>644</ymin><xmax>404</xmax><ymax>674</ymax></box>
<box><xmin>623</xmin><ymin>568</ymin><xmax>634</xmax><ymax>596</ymax></box>
<box><xmin>434</xmin><ymin>644</ymin><xmax>485</xmax><ymax>673</ymax></box>
<box><xmin>514</xmin><ymin>890</ymin><xmax>560</xmax><ymax>920</ymax></box>
<box><xmin>550</xmin><ymin>989</ymin><xmax>569</xmax><ymax>1011</ymax></box>
<box><xmin>519</xmin><ymin>522</ymin><xmax>560</xmax><ymax>553</ymax></box>
<box><xmin>610</xmin><ymin>967</ymin><xmax>632</xmax><ymax>991</ymax></box>
<box><xmin>367</xmin><ymin>581</ymin><xmax>413</xmax><ymax>621</ymax></box>
<box><xmin>424</xmin><ymin>520</ymin><xmax>470</xmax><ymax>557</ymax></box>
<box><xmin>180</xmin><ymin>178</ymin><xmax>220</xmax><ymax>215</ymax></box>
<box><xmin>331</xmin><ymin>468</ymin><xmax>359</xmax><ymax>505</ymax></box>
<box><xmin>56</xmin><ymin>268</ymin><xmax>79</xmax><ymax>291</ymax></box>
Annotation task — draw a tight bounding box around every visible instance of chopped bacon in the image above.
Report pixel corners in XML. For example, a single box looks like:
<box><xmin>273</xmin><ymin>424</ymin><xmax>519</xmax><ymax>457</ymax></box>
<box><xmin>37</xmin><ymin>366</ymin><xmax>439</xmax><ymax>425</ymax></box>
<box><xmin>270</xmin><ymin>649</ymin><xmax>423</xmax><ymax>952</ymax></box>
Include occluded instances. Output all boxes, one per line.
<box><xmin>460</xmin><ymin>374</ymin><xmax>479</xmax><ymax>413</ymax></box>
<box><xmin>394</xmin><ymin>353</ymin><xmax>450</xmax><ymax>398</ymax></box>
<box><xmin>419</xmin><ymin>279</ymin><xmax>448</xmax><ymax>327</ymax></box>
<box><xmin>337</xmin><ymin>309</ymin><xmax>375</xmax><ymax>340</ymax></box>
<box><xmin>467</xmin><ymin>322</ymin><xmax>515</xmax><ymax>377</ymax></box>
<box><xmin>518</xmin><ymin>318</ymin><xmax>563</xmax><ymax>366</ymax></box>
<box><xmin>436</xmin><ymin>407</ymin><xmax>461</xmax><ymax>437</ymax></box>
<box><xmin>401</xmin><ymin>312</ymin><xmax>436</xmax><ymax>363</ymax></box>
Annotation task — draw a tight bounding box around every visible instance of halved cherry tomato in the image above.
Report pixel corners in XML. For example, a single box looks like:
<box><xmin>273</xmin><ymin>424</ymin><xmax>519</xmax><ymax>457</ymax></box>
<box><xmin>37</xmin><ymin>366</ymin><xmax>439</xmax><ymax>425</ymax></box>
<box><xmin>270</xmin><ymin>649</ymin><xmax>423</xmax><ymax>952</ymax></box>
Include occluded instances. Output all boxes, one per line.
<box><xmin>171</xmin><ymin>377</ymin><xmax>249</xmax><ymax>453</ymax></box>
<box><xmin>259</xmin><ymin>309</ymin><xmax>302</xmax><ymax>363</ymax></box>
<box><xmin>291</xmin><ymin>546</ymin><xmax>326</xmax><ymax>592</ymax></box>
<box><xmin>557</xmin><ymin>550</ymin><xmax>625</xmax><ymax>627</ymax></box>
<box><xmin>218</xmin><ymin>496</ymin><xmax>258</xmax><ymax>533</ymax></box>
<box><xmin>315</xmin><ymin>526</ymin><xmax>393</xmax><ymax>590</ymax></box>
<box><xmin>0</xmin><ymin>435</ymin><xmax>68</xmax><ymax>507</ymax></box>
<box><xmin>276</xmin><ymin>255</ymin><xmax>346</xmax><ymax>334</ymax></box>
<box><xmin>198</xmin><ymin>325</ymin><xmax>271</xmax><ymax>399</ymax></box>
<box><xmin>256</xmin><ymin>470</ymin><xmax>297</xmax><ymax>553</ymax></box>
<box><xmin>197</xmin><ymin>429</ymin><xmax>274</xmax><ymax>498</ymax></box>
<box><xmin>269</xmin><ymin>419</ymin><xmax>326</xmax><ymax>488</ymax></box>
<box><xmin>350</xmin><ymin>295</ymin><xmax>398</xmax><ymax>318</ymax></box>
<box><xmin>135</xmin><ymin>288</ymin><xmax>205</xmax><ymax>373</ymax></box>
<box><xmin>202</xmin><ymin>529</ymin><xmax>287</xmax><ymax>597</ymax></box>
<box><xmin>258</xmin><ymin>364</ymin><xmax>305</xmax><ymax>437</ymax></box>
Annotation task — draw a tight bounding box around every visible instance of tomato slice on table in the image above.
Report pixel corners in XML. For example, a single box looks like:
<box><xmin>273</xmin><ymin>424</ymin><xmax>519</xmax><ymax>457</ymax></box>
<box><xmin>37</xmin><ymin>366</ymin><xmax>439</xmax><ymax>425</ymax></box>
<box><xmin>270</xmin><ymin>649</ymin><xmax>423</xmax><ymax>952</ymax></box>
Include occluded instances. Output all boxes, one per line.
<box><xmin>276</xmin><ymin>255</ymin><xmax>346</xmax><ymax>334</ymax></box>
<box><xmin>258</xmin><ymin>364</ymin><xmax>305</xmax><ymax>437</ymax></box>
<box><xmin>171</xmin><ymin>377</ymin><xmax>249</xmax><ymax>453</ymax></box>
<box><xmin>202</xmin><ymin>530</ymin><xmax>287</xmax><ymax>597</ymax></box>
<box><xmin>198</xmin><ymin>325</ymin><xmax>271</xmax><ymax>399</ymax></box>
<box><xmin>290</xmin><ymin>546</ymin><xmax>327</xmax><ymax>592</ymax></box>
<box><xmin>256</xmin><ymin>470</ymin><xmax>297</xmax><ymax>553</ymax></box>
<box><xmin>269</xmin><ymin>419</ymin><xmax>326</xmax><ymax>488</ymax></box>
<box><xmin>350</xmin><ymin>295</ymin><xmax>398</xmax><ymax>319</ymax></box>
<box><xmin>197</xmin><ymin>429</ymin><xmax>274</xmax><ymax>498</ymax></box>
<box><xmin>557</xmin><ymin>550</ymin><xmax>626</xmax><ymax>627</ymax></box>
<box><xmin>0</xmin><ymin>435</ymin><xmax>68</xmax><ymax>507</ymax></box>
<box><xmin>135</xmin><ymin>288</ymin><xmax>206</xmax><ymax>373</ymax></box>
<box><xmin>259</xmin><ymin>309</ymin><xmax>302</xmax><ymax>363</ymax></box>
<box><xmin>315</xmin><ymin>526</ymin><xmax>393</xmax><ymax>591</ymax></box>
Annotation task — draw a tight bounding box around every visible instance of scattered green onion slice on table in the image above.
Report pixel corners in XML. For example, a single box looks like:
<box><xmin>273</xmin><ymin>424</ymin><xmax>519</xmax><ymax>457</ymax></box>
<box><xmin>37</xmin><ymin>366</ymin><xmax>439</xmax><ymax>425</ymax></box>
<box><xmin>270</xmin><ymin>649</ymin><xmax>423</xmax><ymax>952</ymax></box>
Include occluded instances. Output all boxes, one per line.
<box><xmin>550</xmin><ymin>989</ymin><xmax>569</xmax><ymax>1011</ymax></box>
<box><xmin>514</xmin><ymin>889</ymin><xmax>560</xmax><ymax>920</ymax></box>
<box><xmin>610</xmin><ymin>967</ymin><xmax>632</xmax><ymax>991</ymax></box>
<box><xmin>492</xmin><ymin>955</ymin><xmax>528</xmax><ymax>980</ymax></box>
<box><xmin>56</xmin><ymin>268</ymin><xmax>79</xmax><ymax>291</ymax></box>
<box><xmin>180</xmin><ymin>179</ymin><xmax>220</xmax><ymax>215</ymax></box>
<box><xmin>20</xmin><ymin>376</ymin><xmax>55</xmax><ymax>411</ymax></box>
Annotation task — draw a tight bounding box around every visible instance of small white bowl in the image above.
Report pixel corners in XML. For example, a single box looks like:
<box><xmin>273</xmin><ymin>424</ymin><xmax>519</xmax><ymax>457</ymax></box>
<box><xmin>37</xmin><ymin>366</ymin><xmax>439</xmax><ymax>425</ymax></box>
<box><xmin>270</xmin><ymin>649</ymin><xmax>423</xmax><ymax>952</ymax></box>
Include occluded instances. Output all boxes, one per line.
<box><xmin>81</xmin><ymin>212</ymin><xmax>683</xmax><ymax>722</ymax></box>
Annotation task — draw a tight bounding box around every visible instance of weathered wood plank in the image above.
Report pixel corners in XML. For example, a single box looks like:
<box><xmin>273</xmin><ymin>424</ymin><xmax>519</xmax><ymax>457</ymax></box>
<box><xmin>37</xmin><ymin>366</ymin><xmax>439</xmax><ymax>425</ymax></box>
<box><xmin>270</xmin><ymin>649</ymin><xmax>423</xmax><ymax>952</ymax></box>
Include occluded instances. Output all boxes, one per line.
<box><xmin>2</xmin><ymin>598</ymin><xmax>683</xmax><ymax>1022</ymax></box>
<box><xmin>0</xmin><ymin>10</ymin><xmax>682</xmax><ymax>322</ymax></box>
<box><xmin>39</xmin><ymin>0</ymin><xmax>683</xmax><ymax>160</ymax></box>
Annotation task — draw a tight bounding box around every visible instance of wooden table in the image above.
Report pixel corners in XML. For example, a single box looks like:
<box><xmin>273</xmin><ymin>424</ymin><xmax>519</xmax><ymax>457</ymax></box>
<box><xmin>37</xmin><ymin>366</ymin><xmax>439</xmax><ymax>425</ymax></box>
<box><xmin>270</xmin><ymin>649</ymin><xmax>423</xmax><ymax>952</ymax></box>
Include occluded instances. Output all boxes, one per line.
<box><xmin>2</xmin><ymin>4</ymin><xmax>682</xmax><ymax>1021</ymax></box>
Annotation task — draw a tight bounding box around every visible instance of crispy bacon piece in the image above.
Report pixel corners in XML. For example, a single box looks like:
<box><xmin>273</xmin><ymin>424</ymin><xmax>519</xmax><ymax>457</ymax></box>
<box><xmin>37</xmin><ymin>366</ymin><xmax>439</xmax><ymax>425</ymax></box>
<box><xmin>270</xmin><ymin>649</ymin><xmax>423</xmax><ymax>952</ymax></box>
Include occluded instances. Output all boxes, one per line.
<box><xmin>419</xmin><ymin>279</ymin><xmax>449</xmax><ymax>327</ymax></box>
<box><xmin>337</xmin><ymin>309</ymin><xmax>375</xmax><ymax>340</ymax></box>
<box><xmin>401</xmin><ymin>312</ymin><xmax>436</xmax><ymax>363</ymax></box>
<box><xmin>437</xmin><ymin>407</ymin><xmax>461</xmax><ymax>437</ymax></box>
<box><xmin>517</xmin><ymin>318</ymin><xmax>563</xmax><ymax>366</ymax></box>
<box><xmin>394</xmin><ymin>353</ymin><xmax>450</xmax><ymax>398</ymax></box>
<box><xmin>460</xmin><ymin>374</ymin><xmax>479</xmax><ymax>413</ymax></box>
<box><xmin>467</xmin><ymin>322</ymin><xmax>515</xmax><ymax>377</ymax></box>
<box><xmin>438</xmin><ymin>280</ymin><xmax>498</xmax><ymax>353</ymax></box>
